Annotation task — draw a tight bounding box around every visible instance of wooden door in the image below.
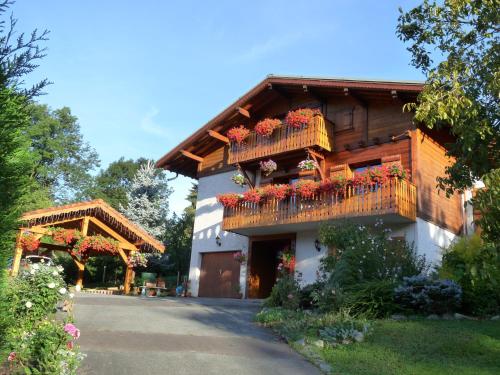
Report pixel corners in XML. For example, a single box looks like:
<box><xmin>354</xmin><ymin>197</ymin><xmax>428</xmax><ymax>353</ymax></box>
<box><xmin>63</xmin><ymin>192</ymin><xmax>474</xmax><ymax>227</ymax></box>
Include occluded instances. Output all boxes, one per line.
<box><xmin>199</xmin><ymin>252</ymin><xmax>240</xmax><ymax>298</ymax></box>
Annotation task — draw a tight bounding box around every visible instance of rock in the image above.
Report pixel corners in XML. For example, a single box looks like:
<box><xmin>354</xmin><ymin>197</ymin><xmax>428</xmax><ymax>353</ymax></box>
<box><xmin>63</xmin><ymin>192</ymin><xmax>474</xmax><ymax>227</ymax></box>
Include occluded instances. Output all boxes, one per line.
<box><xmin>442</xmin><ymin>313</ymin><xmax>455</xmax><ymax>320</ymax></box>
<box><xmin>341</xmin><ymin>339</ymin><xmax>353</xmax><ymax>345</ymax></box>
<box><xmin>319</xmin><ymin>362</ymin><xmax>332</xmax><ymax>373</ymax></box>
<box><xmin>313</xmin><ymin>339</ymin><xmax>324</xmax><ymax>348</ymax></box>
<box><xmin>294</xmin><ymin>338</ymin><xmax>306</xmax><ymax>347</ymax></box>
<box><xmin>353</xmin><ymin>331</ymin><xmax>364</xmax><ymax>342</ymax></box>
<box><xmin>391</xmin><ymin>314</ymin><xmax>407</xmax><ymax>321</ymax></box>
<box><xmin>491</xmin><ymin>315</ymin><xmax>500</xmax><ymax>321</ymax></box>
<box><xmin>427</xmin><ymin>314</ymin><xmax>440</xmax><ymax>320</ymax></box>
<box><xmin>454</xmin><ymin>313</ymin><xmax>476</xmax><ymax>320</ymax></box>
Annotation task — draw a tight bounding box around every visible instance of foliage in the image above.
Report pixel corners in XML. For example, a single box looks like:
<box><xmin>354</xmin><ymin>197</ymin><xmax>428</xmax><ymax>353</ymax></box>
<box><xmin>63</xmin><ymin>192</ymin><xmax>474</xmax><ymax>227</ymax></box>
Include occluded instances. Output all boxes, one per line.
<box><xmin>319</xmin><ymin>321</ymin><xmax>371</xmax><ymax>345</ymax></box>
<box><xmin>217</xmin><ymin>193</ymin><xmax>242</xmax><ymax>208</ymax></box>
<box><xmin>297</xmin><ymin>159</ymin><xmax>318</xmax><ymax>171</ymax></box>
<box><xmin>397</xmin><ymin>1</ymin><xmax>500</xmax><ymax>241</ymax></box>
<box><xmin>254</xmin><ymin>118</ymin><xmax>281</xmax><ymax>137</ymax></box>
<box><xmin>127</xmin><ymin>252</ymin><xmax>148</xmax><ymax>268</ymax></box>
<box><xmin>120</xmin><ymin>160</ymin><xmax>172</xmax><ymax>239</ymax></box>
<box><xmin>264</xmin><ymin>274</ymin><xmax>301</xmax><ymax>310</ymax></box>
<box><xmin>73</xmin><ymin>235</ymin><xmax>119</xmax><ymax>259</ymax></box>
<box><xmin>342</xmin><ymin>280</ymin><xmax>401</xmax><ymax>318</ymax></box>
<box><xmin>19</xmin><ymin>232</ymin><xmax>40</xmax><ymax>252</ymax></box>
<box><xmin>394</xmin><ymin>275</ymin><xmax>462</xmax><ymax>314</ymax></box>
<box><xmin>293</xmin><ymin>179</ymin><xmax>319</xmax><ymax>199</ymax></box>
<box><xmin>440</xmin><ymin>234</ymin><xmax>500</xmax><ymax>315</ymax></box>
<box><xmin>284</xmin><ymin>108</ymin><xmax>320</xmax><ymax>128</ymax></box>
<box><xmin>259</xmin><ymin>159</ymin><xmax>277</xmax><ymax>176</ymax></box>
<box><xmin>27</xmin><ymin>104</ymin><xmax>100</xmax><ymax>204</ymax></box>
<box><xmin>319</xmin><ymin>176</ymin><xmax>347</xmax><ymax>193</ymax></box>
<box><xmin>318</xmin><ymin>220</ymin><xmax>427</xmax><ymax>287</ymax></box>
<box><xmin>89</xmin><ymin>157</ymin><xmax>148</xmax><ymax>210</ymax></box>
<box><xmin>233</xmin><ymin>251</ymin><xmax>247</xmax><ymax>263</ymax></box>
<box><xmin>472</xmin><ymin>169</ymin><xmax>500</xmax><ymax>242</ymax></box>
<box><xmin>227</xmin><ymin>125</ymin><xmax>250</xmax><ymax>144</ymax></box>
<box><xmin>231</xmin><ymin>173</ymin><xmax>246</xmax><ymax>186</ymax></box>
<box><xmin>262</xmin><ymin>184</ymin><xmax>290</xmax><ymax>200</ymax></box>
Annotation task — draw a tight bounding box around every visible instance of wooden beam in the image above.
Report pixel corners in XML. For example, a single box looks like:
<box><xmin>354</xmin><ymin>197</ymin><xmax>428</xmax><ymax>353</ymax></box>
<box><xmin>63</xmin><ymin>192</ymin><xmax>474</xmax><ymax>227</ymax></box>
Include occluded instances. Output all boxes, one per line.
<box><xmin>117</xmin><ymin>247</ymin><xmax>130</xmax><ymax>264</ymax></box>
<box><xmin>10</xmin><ymin>230</ymin><xmax>24</xmax><ymax>277</ymax></box>
<box><xmin>88</xmin><ymin>217</ymin><xmax>137</xmax><ymax>251</ymax></box>
<box><xmin>236</xmin><ymin>106</ymin><xmax>250</xmax><ymax>118</ymax></box>
<box><xmin>207</xmin><ymin>130</ymin><xmax>229</xmax><ymax>144</ymax></box>
<box><xmin>306</xmin><ymin>149</ymin><xmax>326</xmax><ymax>181</ymax></box>
<box><xmin>180</xmin><ymin>150</ymin><xmax>204</xmax><ymax>163</ymax></box>
<box><xmin>81</xmin><ymin>217</ymin><xmax>89</xmax><ymax>236</ymax></box>
<box><xmin>306</xmin><ymin>148</ymin><xmax>325</xmax><ymax>160</ymax></box>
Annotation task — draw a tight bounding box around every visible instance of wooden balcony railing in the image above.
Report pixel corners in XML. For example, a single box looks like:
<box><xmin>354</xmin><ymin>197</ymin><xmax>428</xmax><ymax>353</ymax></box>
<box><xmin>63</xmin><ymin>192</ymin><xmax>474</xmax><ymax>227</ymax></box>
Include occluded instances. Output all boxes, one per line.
<box><xmin>227</xmin><ymin>115</ymin><xmax>333</xmax><ymax>164</ymax></box>
<box><xmin>222</xmin><ymin>177</ymin><xmax>417</xmax><ymax>232</ymax></box>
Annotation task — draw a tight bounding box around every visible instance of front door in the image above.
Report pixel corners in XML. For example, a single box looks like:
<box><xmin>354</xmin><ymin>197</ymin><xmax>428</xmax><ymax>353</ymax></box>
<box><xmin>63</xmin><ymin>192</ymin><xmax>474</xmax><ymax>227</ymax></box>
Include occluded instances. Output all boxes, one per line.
<box><xmin>198</xmin><ymin>251</ymin><xmax>241</xmax><ymax>298</ymax></box>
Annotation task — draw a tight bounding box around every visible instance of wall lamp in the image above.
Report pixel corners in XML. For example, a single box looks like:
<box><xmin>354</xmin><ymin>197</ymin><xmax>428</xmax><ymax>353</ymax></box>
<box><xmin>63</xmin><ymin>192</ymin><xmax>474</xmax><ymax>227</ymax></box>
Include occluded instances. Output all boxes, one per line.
<box><xmin>215</xmin><ymin>235</ymin><xmax>222</xmax><ymax>247</ymax></box>
<box><xmin>314</xmin><ymin>239</ymin><xmax>321</xmax><ymax>252</ymax></box>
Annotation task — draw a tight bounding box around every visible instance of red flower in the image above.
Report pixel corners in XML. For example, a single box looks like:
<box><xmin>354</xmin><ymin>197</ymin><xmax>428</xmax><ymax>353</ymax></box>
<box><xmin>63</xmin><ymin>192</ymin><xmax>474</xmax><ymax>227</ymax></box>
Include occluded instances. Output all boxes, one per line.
<box><xmin>51</xmin><ymin>228</ymin><xmax>81</xmax><ymax>245</ymax></box>
<box><xmin>227</xmin><ymin>126</ymin><xmax>250</xmax><ymax>144</ymax></box>
<box><xmin>243</xmin><ymin>189</ymin><xmax>263</xmax><ymax>204</ymax></box>
<box><xmin>319</xmin><ymin>176</ymin><xmax>347</xmax><ymax>192</ymax></box>
<box><xmin>19</xmin><ymin>233</ymin><xmax>40</xmax><ymax>252</ymax></box>
<box><xmin>294</xmin><ymin>180</ymin><xmax>319</xmax><ymax>199</ymax></box>
<box><xmin>263</xmin><ymin>184</ymin><xmax>290</xmax><ymax>200</ymax></box>
<box><xmin>254</xmin><ymin>118</ymin><xmax>281</xmax><ymax>137</ymax></box>
<box><xmin>285</xmin><ymin>108</ymin><xmax>320</xmax><ymax>129</ymax></box>
<box><xmin>217</xmin><ymin>193</ymin><xmax>241</xmax><ymax>208</ymax></box>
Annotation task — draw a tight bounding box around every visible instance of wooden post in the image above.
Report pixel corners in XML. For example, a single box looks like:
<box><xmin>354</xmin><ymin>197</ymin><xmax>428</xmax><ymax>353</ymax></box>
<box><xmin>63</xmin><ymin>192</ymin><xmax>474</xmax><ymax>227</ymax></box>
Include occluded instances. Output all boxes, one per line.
<box><xmin>124</xmin><ymin>266</ymin><xmax>133</xmax><ymax>294</ymax></box>
<box><xmin>68</xmin><ymin>250</ymin><xmax>86</xmax><ymax>288</ymax></box>
<box><xmin>10</xmin><ymin>230</ymin><xmax>24</xmax><ymax>277</ymax></box>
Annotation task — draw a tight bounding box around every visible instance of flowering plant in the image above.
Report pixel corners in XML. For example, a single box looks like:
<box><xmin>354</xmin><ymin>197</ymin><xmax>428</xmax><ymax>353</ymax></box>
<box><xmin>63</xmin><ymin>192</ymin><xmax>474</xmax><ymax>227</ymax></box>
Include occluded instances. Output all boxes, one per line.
<box><xmin>217</xmin><ymin>193</ymin><xmax>242</xmax><ymax>208</ymax></box>
<box><xmin>73</xmin><ymin>235</ymin><xmax>119</xmax><ymax>257</ymax></box>
<box><xmin>297</xmin><ymin>159</ymin><xmax>318</xmax><ymax>171</ymax></box>
<box><xmin>243</xmin><ymin>189</ymin><xmax>264</xmax><ymax>204</ymax></box>
<box><xmin>319</xmin><ymin>176</ymin><xmax>347</xmax><ymax>192</ymax></box>
<box><xmin>231</xmin><ymin>173</ymin><xmax>246</xmax><ymax>186</ymax></box>
<box><xmin>233</xmin><ymin>251</ymin><xmax>247</xmax><ymax>263</ymax></box>
<box><xmin>227</xmin><ymin>125</ymin><xmax>250</xmax><ymax>144</ymax></box>
<box><xmin>285</xmin><ymin>108</ymin><xmax>320</xmax><ymax>129</ymax></box>
<box><xmin>263</xmin><ymin>184</ymin><xmax>290</xmax><ymax>200</ymax></box>
<box><xmin>259</xmin><ymin>159</ymin><xmax>277</xmax><ymax>176</ymax></box>
<box><xmin>388</xmin><ymin>163</ymin><xmax>408</xmax><ymax>179</ymax></box>
<box><xmin>254</xmin><ymin>118</ymin><xmax>281</xmax><ymax>137</ymax></box>
<box><xmin>49</xmin><ymin>227</ymin><xmax>82</xmax><ymax>246</ymax></box>
<box><xmin>128</xmin><ymin>252</ymin><xmax>149</xmax><ymax>268</ymax></box>
<box><xmin>19</xmin><ymin>232</ymin><xmax>40</xmax><ymax>252</ymax></box>
<box><xmin>367</xmin><ymin>165</ymin><xmax>390</xmax><ymax>184</ymax></box>
<box><xmin>350</xmin><ymin>172</ymin><xmax>372</xmax><ymax>187</ymax></box>
<box><xmin>277</xmin><ymin>252</ymin><xmax>295</xmax><ymax>274</ymax></box>
<box><xmin>293</xmin><ymin>179</ymin><xmax>319</xmax><ymax>199</ymax></box>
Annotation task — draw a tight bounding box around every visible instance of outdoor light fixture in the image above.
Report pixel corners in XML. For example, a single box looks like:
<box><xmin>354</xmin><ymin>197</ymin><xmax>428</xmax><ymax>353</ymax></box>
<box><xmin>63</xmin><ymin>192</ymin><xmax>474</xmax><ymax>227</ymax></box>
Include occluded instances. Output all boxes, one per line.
<box><xmin>215</xmin><ymin>235</ymin><xmax>222</xmax><ymax>247</ymax></box>
<box><xmin>314</xmin><ymin>239</ymin><xmax>321</xmax><ymax>252</ymax></box>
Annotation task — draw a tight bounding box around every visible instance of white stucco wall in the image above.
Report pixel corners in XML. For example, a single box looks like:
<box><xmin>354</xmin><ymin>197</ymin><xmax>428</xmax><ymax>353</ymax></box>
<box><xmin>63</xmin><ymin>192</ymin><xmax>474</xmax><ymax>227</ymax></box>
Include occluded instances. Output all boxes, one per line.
<box><xmin>188</xmin><ymin>170</ymin><xmax>249</xmax><ymax>296</ymax></box>
<box><xmin>295</xmin><ymin>230</ymin><xmax>326</xmax><ymax>286</ymax></box>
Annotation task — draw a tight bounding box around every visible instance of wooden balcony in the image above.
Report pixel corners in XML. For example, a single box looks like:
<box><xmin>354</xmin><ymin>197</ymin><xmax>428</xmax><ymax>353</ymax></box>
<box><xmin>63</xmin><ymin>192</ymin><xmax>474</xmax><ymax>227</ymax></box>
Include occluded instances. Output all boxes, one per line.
<box><xmin>222</xmin><ymin>178</ymin><xmax>417</xmax><ymax>235</ymax></box>
<box><xmin>227</xmin><ymin>115</ymin><xmax>333</xmax><ymax>164</ymax></box>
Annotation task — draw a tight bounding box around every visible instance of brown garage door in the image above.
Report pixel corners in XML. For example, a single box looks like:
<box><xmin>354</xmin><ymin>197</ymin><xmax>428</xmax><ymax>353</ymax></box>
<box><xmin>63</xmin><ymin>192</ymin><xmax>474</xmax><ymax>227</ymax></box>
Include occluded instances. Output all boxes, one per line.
<box><xmin>199</xmin><ymin>251</ymin><xmax>240</xmax><ymax>298</ymax></box>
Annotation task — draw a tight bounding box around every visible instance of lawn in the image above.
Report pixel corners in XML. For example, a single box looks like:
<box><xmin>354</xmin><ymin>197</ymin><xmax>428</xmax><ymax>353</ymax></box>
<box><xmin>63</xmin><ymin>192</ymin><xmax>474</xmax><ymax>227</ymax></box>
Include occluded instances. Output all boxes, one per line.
<box><xmin>256</xmin><ymin>309</ymin><xmax>500</xmax><ymax>375</ymax></box>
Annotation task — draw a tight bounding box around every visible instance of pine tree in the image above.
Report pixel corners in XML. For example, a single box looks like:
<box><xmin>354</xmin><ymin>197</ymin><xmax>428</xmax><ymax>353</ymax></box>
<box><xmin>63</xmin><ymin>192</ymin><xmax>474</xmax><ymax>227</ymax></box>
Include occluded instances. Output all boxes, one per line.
<box><xmin>120</xmin><ymin>161</ymin><xmax>172</xmax><ymax>239</ymax></box>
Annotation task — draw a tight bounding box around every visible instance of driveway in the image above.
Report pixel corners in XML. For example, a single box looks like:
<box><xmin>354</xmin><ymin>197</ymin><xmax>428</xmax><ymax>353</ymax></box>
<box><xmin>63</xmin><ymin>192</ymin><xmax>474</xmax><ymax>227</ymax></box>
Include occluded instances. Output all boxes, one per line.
<box><xmin>74</xmin><ymin>294</ymin><xmax>320</xmax><ymax>375</ymax></box>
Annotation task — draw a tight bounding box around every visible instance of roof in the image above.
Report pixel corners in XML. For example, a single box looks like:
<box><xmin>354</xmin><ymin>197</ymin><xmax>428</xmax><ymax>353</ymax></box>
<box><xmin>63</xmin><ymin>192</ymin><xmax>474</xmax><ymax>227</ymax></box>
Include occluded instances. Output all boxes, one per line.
<box><xmin>156</xmin><ymin>75</ymin><xmax>424</xmax><ymax>178</ymax></box>
<box><xmin>21</xmin><ymin>199</ymin><xmax>165</xmax><ymax>253</ymax></box>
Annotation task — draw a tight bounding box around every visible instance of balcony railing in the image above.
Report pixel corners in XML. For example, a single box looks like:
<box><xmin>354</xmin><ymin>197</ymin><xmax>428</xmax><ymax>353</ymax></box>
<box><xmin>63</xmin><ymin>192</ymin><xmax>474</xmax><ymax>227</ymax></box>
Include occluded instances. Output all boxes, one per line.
<box><xmin>227</xmin><ymin>115</ymin><xmax>333</xmax><ymax>164</ymax></box>
<box><xmin>222</xmin><ymin>177</ymin><xmax>417</xmax><ymax>233</ymax></box>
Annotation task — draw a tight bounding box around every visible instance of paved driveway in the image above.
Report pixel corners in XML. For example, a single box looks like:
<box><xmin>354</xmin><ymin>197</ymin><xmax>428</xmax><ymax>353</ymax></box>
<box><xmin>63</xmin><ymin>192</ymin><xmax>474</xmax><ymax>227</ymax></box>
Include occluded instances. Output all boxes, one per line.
<box><xmin>74</xmin><ymin>294</ymin><xmax>320</xmax><ymax>375</ymax></box>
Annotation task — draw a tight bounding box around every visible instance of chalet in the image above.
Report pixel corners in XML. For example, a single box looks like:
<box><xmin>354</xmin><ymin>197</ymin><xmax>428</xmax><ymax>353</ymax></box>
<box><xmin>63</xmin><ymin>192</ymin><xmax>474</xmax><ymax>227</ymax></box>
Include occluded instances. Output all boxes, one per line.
<box><xmin>156</xmin><ymin>75</ymin><xmax>472</xmax><ymax>299</ymax></box>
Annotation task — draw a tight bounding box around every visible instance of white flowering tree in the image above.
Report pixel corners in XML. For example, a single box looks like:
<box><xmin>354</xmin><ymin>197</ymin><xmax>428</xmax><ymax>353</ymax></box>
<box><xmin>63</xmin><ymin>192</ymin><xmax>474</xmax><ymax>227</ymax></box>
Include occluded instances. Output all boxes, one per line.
<box><xmin>120</xmin><ymin>161</ymin><xmax>172</xmax><ymax>240</ymax></box>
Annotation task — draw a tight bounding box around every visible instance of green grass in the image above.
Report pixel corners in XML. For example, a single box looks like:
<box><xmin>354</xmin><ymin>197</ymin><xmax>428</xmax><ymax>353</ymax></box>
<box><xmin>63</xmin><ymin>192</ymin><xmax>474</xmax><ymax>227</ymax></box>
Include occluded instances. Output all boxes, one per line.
<box><xmin>321</xmin><ymin>320</ymin><xmax>500</xmax><ymax>375</ymax></box>
<box><xmin>255</xmin><ymin>309</ymin><xmax>500</xmax><ymax>375</ymax></box>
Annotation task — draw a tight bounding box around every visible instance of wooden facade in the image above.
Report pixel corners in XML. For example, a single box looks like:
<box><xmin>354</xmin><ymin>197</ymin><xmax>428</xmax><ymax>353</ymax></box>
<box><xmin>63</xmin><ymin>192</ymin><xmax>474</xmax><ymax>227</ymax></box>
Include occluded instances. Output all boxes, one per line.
<box><xmin>157</xmin><ymin>76</ymin><xmax>463</xmax><ymax>235</ymax></box>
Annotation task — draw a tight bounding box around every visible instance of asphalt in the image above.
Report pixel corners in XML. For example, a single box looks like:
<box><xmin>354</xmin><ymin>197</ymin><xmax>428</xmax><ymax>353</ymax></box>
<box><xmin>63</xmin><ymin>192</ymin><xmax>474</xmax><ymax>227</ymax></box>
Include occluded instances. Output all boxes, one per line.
<box><xmin>74</xmin><ymin>294</ymin><xmax>320</xmax><ymax>375</ymax></box>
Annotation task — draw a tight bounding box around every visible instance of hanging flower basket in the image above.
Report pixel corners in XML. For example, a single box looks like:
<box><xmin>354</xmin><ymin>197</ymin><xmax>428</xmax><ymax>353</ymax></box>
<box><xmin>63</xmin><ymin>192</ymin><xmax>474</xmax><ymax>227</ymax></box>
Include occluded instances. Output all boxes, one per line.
<box><xmin>19</xmin><ymin>232</ymin><xmax>40</xmax><ymax>252</ymax></box>
<box><xmin>388</xmin><ymin>163</ymin><xmax>408</xmax><ymax>179</ymax></box>
<box><xmin>254</xmin><ymin>118</ymin><xmax>281</xmax><ymax>137</ymax></box>
<box><xmin>243</xmin><ymin>189</ymin><xmax>264</xmax><ymax>204</ymax></box>
<box><xmin>73</xmin><ymin>235</ymin><xmax>119</xmax><ymax>256</ymax></box>
<box><xmin>294</xmin><ymin>180</ymin><xmax>319</xmax><ymax>199</ymax></box>
<box><xmin>128</xmin><ymin>252</ymin><xmax>148</xmax><ymax>268</ymax></box>
<box><xmin>227</xmin><ymin>125</ymin><xmax>250</xmax><ymax>144</ymax></box>
<box><xmin>233</xmin><ymin>251</ymin><xmax>247</xmax><ymax>263</ymax></box>
<box><xmin>259</xmin><ymin>159</ymin><xmax>277</xmax><ymax>176</ymax></box>
<box><xmin>231</xmin><ymin>173</ymin><xmax>246</xmax><ymax>186</ymax></box>
<box><xmin>50</xmin><ymin>228</ymin><xmax>82</xmax><ymax>246</ymax></box>
<box><xmin>263</xmin><ymin>184</ymin><xmax>290</xmax><ymax>201</ymax></box>
<box><xmin>285</xmin><ymin>108</ymin><xmax>320</xmax><ymax>129</ymax></box>
<box><xmin>217</xmin><ymin>193</ymin><xmax>242</xmax><ymax>208</ymax></box>
<box><xmin>298</xmin><ymin>159</ymin><xmax>318</xmax><ymax>171</ymax></box>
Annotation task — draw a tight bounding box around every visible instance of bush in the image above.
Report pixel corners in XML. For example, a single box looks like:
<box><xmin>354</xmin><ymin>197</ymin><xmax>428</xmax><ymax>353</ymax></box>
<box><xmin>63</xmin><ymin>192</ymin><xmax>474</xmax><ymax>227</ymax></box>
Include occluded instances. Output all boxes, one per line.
<box><xmin>440</xmin><ymin>235</ymin><xmax>500</xmax><ymax>315</ymax></box>
<box><xmin>264</xmin><ymin>274</ymin><xmax>301</xmax><ymax>310</ymax></box>
<box><xmin>298</xmin><ymin>281</ymin><xmax>323</xmax><ymax>309</ymax></box>
<box><xmin>1</xmin><ymin>262</ymin><xmax>83</xmax><ymax>374</ymax></box>
<box><xmin>394</xmin><ymin>275</ymin><xmax>462</xmax><ymax>314</ymax></box>
<box><xmin>342</xmin><ymin>280</ymin><xmax>400</xmax><ymax>318</ymax></box>
<box><xmin>319</xmin><ymin>321</ymin><xmax>371</xmax><ymax>345</ymax></box>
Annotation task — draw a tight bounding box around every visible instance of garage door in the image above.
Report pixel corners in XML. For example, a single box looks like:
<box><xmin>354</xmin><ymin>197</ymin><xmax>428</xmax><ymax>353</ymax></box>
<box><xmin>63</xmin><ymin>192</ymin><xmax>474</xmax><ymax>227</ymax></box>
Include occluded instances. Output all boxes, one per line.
<box><xmin>198</xmin><ymin>251</ymin><xmax>240</xmax><ymax>298</ymax></box>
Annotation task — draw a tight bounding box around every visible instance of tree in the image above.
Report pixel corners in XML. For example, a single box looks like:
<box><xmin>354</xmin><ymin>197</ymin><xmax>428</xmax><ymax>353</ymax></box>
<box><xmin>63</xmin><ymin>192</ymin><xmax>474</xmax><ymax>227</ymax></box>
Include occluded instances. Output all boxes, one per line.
<box><xmin>163</xmin><ymin>183</ymin><xmax>197</xmax><ymax>277</ymax></box>
<box><xmin>0</xmin><ymin>0</ymin><xmax>48</xmax><ymax>293</ymax></box>
<box><xmin>27</xmin><ymin>103</ymin><xmax>100</xmax><ymax>204</ymax></box>
<box><xmin>397</xmin><ymin>0</ymin><xmax>499</xmax><ymax>240</ymax></box>
<box><xmin>120</xmin><ymin>161</ymin><xmax>172</xmax><ymax>239</ymax></box>
<box><xmin>90</xmin><ymin>157</ymin><xmax>147</xmax><ymax>210</ymax></box>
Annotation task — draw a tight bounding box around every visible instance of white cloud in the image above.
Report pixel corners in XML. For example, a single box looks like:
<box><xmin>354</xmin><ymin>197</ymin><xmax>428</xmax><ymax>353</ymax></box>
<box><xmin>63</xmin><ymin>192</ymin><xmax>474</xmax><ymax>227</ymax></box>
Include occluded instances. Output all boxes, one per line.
<box><xmin>140</xmin><ymin>107</ymin><xmax>171</xmax><ymax>138</ymax></box>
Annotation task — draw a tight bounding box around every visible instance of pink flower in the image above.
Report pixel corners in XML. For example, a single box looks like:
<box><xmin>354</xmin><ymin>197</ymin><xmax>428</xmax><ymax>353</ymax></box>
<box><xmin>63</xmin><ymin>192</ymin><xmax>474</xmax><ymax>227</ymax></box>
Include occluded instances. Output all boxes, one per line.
<box><xmin>66</xmin><ymin>341</ymin><xmax>74</xmax><ymax>350</ymax></box>
<box><xmin>8</xmin><ymin>352</ymin><xmax>16</xmax><ymax>361</ymax></box>
<box><xmin>64</xmin><ymin>323</ymin><xmax>81</xmax><ymax>339</ymax></box>
<box><xmin>287</xmin><ymin>294</ymin><xmax>294</xmax><ymax>300</ymax></box>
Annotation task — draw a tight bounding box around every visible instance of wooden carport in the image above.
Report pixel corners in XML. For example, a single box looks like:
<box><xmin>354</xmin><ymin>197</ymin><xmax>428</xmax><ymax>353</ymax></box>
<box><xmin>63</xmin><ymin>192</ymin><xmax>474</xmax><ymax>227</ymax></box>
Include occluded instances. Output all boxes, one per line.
<box><xmin>11</xmin><ymin>199</ymin><xmax>165</xmax><ymax>294</ymax></box>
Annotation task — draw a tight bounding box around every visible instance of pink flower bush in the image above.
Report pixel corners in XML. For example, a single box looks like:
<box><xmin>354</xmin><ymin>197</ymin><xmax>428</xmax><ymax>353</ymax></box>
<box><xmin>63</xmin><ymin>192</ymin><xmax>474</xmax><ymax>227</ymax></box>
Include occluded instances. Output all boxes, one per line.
<box><xmin>8</xmin><ymin>352</ymin><xmax>16</xmax><ymax>361</ymax></box>
<box><xmin>64</xmin><ymin>323</ymin><xmax>80</xmax><ymax>339</ymax></box>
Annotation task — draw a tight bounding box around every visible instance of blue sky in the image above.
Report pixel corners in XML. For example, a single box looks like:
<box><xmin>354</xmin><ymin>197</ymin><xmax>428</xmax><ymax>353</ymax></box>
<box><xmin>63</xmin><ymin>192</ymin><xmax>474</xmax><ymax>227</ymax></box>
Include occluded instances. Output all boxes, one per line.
<box><xmin>14</xmin><ymin>0</ymin><xmax>423</xmax><ymax>215</ymax></box>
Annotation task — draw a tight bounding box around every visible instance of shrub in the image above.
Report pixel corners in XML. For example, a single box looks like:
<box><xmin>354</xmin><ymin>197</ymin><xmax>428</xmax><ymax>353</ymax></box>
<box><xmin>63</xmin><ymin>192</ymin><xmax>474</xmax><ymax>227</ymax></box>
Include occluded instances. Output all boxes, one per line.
<box><xmin>394</xmin><ymin>275</ymin><xmax>462</xmax><ymax>314</ymax></box>
<box><xmin>342</xmin><ymin>280</ymin><xmax>400</xmax><ymax>318</ymax></box>
<box><xmin>319</xmin><ymin>321</ymin><xmax>371</xmax><ymax>345</ymax></box>
<box><xmin>440</xmin><ymin>235</ymin><xmax>500</xmax><ymax>315</ymax></box>
<box><xmin>264</xmin><ymin>274</ymin><xmax>301</xmax><ymax>310</ymax></box>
